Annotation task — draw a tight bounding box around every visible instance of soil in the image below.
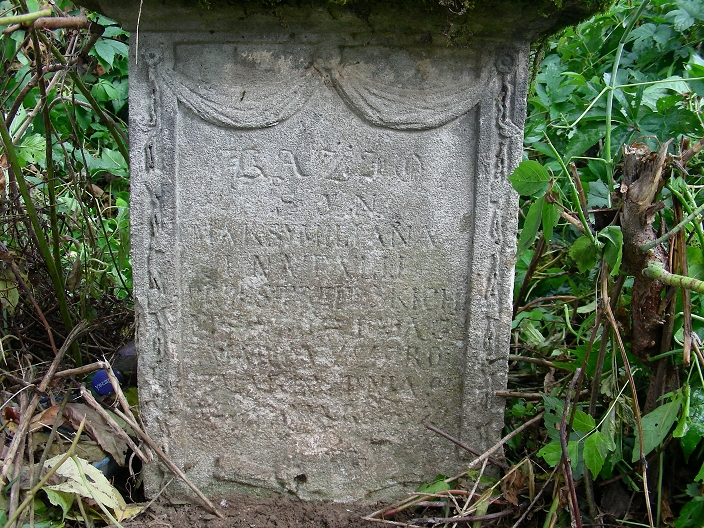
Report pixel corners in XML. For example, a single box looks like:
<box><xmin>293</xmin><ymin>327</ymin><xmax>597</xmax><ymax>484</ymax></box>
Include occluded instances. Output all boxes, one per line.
<box><xmin>116</xmin><ymin>494</ymin><xmax>385</xmax><ymax>528</ymax></box>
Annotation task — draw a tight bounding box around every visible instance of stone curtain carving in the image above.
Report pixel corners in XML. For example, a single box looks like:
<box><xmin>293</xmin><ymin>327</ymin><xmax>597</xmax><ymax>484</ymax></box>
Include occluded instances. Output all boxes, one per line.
<box><xmin>329</xmin><ymin>65</ymin><xmax>493</xmax><ymax>131</ymax></box>
<box><xmin>153</xmin><ymin>63</ymin><xmax>317</xmax><ymax>129</ymax></box>
<box><xmin>148</xmin><ymin>49</ymin><xmax>496</xmax><ymax>131</ymax></box>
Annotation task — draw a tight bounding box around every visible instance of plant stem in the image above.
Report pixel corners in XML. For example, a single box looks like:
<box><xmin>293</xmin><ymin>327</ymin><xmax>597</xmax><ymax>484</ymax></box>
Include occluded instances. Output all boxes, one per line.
<box><xmin>544</xmin><ymin>133</ymin><xmax>597</xmax><ymax>246</ymax></box>
<box><xmin>3</xmin><ymin>417</ymin><xmax>86</xmax><ymax>528</ymax></box>
<box><xmin>604</xmin><ymin>0</ymin><xmax>651</xmax><ymax>165</ymax></box>
<box><xmin>644</xmin><ymin>262</ymin><xmax>704</xmax><ymax>294</ymax></box>
<box><xmin>0</xmin><ymin>112</ymin><xmax>75</xmax><ymax>348</ymax></box>
<box><xmin>639</xmin><ymin>200</ymin><xmax>704</xmax><ymax>252</ymax></box>
<box><xmin>0</xmin><ymin>8</ymin><xmax>51</xmax><ymax>26</ymax></box>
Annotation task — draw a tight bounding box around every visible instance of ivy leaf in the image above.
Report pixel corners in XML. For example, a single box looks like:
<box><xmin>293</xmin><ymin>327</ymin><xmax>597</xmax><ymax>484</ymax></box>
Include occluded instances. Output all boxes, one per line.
<box><xmin>584</xmin><ymin>431</ymin><xmax>610</xmax><ymax>476</ymax></box>
<box><xmin>510</xmin><ymin>160</ymin><xmax>551</xmax><ymax>197</ymax></box>
<box><xmin>569</xmin><ymin>236</ymin><xmax>597</xmax><ymax>273</ymax></box>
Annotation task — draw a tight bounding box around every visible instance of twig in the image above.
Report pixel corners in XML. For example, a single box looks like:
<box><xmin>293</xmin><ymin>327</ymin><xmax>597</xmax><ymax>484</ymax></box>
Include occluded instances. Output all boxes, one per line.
<box><xmin>106</xmin><ymin>397</ymin><xmax>224</xmax><ymax>518</ymax></box>
<box><xmin>79</xmin><ymin>385</ymin><xmax>151</xmax><ymax>464</ymax></box>
<box><xmin>407</xmin><ymin>509</ymin><xmax>516</xmax><ymax>524</ymax></box>
<box><xmin>508</xmin><ymin>354</ymin><xmax>571</xmax><ymax>371</ymax></box>
<box><xmin>0</xmin><ymin>8</ymin><xmax>51</xmax><ymax>26</ymax></box>
<box><xmin>510</xmin><ymin>465</ymin><xmax>558</xmax><ymax>528</ymax></box>
<box><xmin>424</xmin><ymin>423</ymin><xmax>509</xmax><ymax>469</ymax></box>
<box><xmin>601</xmin><ymin>278</ymin><xmax>654</xmax><ymax>528</ymax></box>
<box><xmin>560</xmin><ymin>368</ymin><xmax>583</xmax><ymax>528</ymax></box>
<box><xmin>366</xmin><ymin>412</ymin><xmax>545</xmax><ymax>521</ymax></box>
<box><xmin>643</xmin><ymin>262</ymin><xmax>704</xmax><ymax>294</ymax></box>
<box><xmin>495</xmin><ymin>391</ymin><xmax>544</xmax><ymax>399</ymax></box>
<box><xmin>0</xmin><ymin>321</ymin><xmax>88</xmax><ymax>484</ymax></box>
<box><xmin>0</xmin><ymin>242</ymin><xmax>56</xmax><ymax>354</ymax></box>
<box><xmin>4</xmin><ymin>417</ymin><xmax>86</xmax><ymax>528</ymax></box>
<box><xmin>131</xmin><ymin>476</ymin><xmax>175</xmax><ymax>521</ymax></box>
<box><xmin>639</xmin><ymin>201</ymin><xmax>704</xmax><ymax>252</ymax></box>
<box><xmin>51</xmin><ymin>361</ymin><xmax>104</xmax><ymax>379</ymax></box>
<box><xmin>516</xmin><ymin>295</ymin><xmax>578</xmax><ymax>314</ymax></box>
<box><xmin>681</xmin><ymin>136</ymin><xmax>704</xmax><ymax>164</ymax></box>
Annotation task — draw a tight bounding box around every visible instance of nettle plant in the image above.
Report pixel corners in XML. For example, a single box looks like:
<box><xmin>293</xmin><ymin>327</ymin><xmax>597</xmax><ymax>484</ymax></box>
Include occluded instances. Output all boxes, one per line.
<box><xmin>510</xmin><ymin>0</ymin><xmax>704</xmax><ymax>526</ymax></box>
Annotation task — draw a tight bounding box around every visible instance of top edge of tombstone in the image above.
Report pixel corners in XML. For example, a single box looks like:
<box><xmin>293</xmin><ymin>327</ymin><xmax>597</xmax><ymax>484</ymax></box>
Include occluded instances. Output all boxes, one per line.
<box><xmin>77</xmin><ymin>0</ymin><xmax>610</xmax><ymax>42</ymax></box>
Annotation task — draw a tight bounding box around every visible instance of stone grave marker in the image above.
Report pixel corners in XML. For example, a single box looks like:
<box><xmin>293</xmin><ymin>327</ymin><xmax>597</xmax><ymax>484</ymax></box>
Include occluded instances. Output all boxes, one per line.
<box><xmin>81</xmin><ymin>0</ymin><xmax>604</xmax><ymax>502</ymax></box>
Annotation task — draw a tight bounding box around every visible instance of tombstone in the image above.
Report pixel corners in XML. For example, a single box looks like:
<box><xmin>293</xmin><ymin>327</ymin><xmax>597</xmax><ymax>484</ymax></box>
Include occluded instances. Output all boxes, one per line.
<box><xmin>80</xmin><ymin>0</ymin><xmax>602</xmax><ymax>502</ymax></box>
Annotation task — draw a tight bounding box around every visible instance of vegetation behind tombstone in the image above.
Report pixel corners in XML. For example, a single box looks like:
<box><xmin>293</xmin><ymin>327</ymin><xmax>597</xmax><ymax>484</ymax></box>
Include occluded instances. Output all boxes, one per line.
<box><xmin>506</xmin><ymin>0</ymin><xmax>704</xmax><ymax>526</ymax></box>
<box><xmin>2</xmin><ymin>0</ymin><xmax>704</xmax><ymax>526</ymax></box>
<box><xmin>0</xmin><ymin>0</ymin><xmax>131</xmax><ymax>368</ymax></box>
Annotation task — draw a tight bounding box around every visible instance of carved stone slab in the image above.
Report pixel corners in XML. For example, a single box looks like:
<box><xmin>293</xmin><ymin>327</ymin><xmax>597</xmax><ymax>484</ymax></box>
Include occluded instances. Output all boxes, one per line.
<box><xmin>129</xmin><ymin>16</ymin><xmax>525</xmax><ymax>502</ymax></box>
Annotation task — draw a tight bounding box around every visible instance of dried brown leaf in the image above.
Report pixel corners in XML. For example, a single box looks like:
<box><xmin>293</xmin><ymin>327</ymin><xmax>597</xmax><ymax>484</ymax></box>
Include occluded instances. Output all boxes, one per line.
<box><xmin>64</xmin><ymin>403</ymin><xmax>129</xmax><ymax>466</ymax></box>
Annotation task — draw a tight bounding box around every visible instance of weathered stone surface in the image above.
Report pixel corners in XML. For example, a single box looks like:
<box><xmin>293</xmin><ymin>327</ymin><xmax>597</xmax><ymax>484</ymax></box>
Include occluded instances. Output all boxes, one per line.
<box><xmin>76</xmin><ymin>0</ymin><xmax>603</xmax><ymax>504</ymax></box>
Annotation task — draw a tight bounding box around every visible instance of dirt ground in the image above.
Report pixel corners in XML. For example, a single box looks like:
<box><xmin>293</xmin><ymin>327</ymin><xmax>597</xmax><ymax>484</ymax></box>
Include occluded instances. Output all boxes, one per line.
<box><xmin>116</xmin><ymin>494</ymin><xmax>386</xmax><ymax>528</ymax></box>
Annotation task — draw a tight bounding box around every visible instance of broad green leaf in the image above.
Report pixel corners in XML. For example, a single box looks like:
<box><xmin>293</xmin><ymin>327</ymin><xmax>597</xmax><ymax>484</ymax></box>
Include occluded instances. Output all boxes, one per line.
<box><xmin>632</xmin><ymin>397</ymin><xmax>683</xmax><ymax>462</ymax></box>
<box><xmin>681</xmin><ymin>428</ymin><xmax>702</xmax><ymax>462</ymax></box>
<box><xmin>509</xmin><ymin>160</ymin><xmax>551</xmax><ymax>197</ymax></box>
<box><xmin>568</xmin><ymin>236</ymin><xmax>597</xmax><ymax>273</ymax></box>
<box><xmin>538</xmin><ymin>441</ymin><xmax>562</xmax><ymax>467</ymax></box>
<box><xmin>516</xmin><ymin>197</ymin><xmax>545</xmax><ymax>258</ymax></box>
<box><xmin>599</xmin><ymin>226</ymin><xmax>623</xmax><ymax>275</ymax></box>
<box><xmin>696</xmin><ymin>461</ymin><xmax>704</xmax><ymax>483</ymax></box>
<box><xmin>572</xmin><ymin>410</ymin><xmax>596</xmax><ymax>434</ymax></box>
<box><xmin>91</xmin><ymin>38</ymin><xmax>129</xmax><ymax>68</ymax></box>
<box><xmin>586</xmin><ymin>179</ymin><xmax>610</xmax><ymax>210</ymax></box>
<box><xmin>584</xmin><ymin>431</ymin><xmax>610</xmax><ymax>476</ymax></box>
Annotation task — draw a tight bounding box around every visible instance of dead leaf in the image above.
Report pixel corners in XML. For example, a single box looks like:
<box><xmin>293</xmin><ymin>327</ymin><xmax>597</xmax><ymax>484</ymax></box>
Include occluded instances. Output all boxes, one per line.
<box><xmin>63</xmin><ymin>404</ymin><xmax>128</xmax><ymax>466</ymax></box>
<box><xmin>501</xmin><ymin>468</ymin><xmax>526</xmax><ymax>507</ymax></box>
<box><xmin>29</xmin><ymin>405</ymin><xmax>65</xmax><ymax>433</ymax></box>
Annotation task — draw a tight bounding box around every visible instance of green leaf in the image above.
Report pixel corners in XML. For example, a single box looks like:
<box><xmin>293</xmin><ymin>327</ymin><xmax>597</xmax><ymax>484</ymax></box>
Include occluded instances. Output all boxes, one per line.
<box><xmin>599</xmin><ymin>226</ymin><xmax>623</xmax><ymax>275</ymax></box>
<box><xmin>417</xmin><ymin>475</ymin><xmax>451</xmax><ymax>494</ymax></box>
<box><xmin>538</xmin><ymin>441</ymin><xmax>562</xmax><ymax>467</ymax></box>
<box><xmin>632</xmin><ymin>397</ymin><xmax>683</xmax><ymax>462</ymax></box>
<box><xmin>584</xmin><ymin>431</ymin><xmax>610</xmax><ymax>476</ymax></box>
<box><xmin>43</xmin><ymin>488</ymin><xmax>73</xmax><ymax>520</ymax></box>
<box><xmin>516</xmin><ymin>197</ymin><xmax>545</xmax><ymax>258</ymax></box>
<box><xmin>681</xmin><ymin>428</ymin><xmax>701</xmax><ymax>462</ymax></box>
<box><xmin>572</xmin><ymin>410</ymin><xmax>596</xmax><ymax>434</ymax></box>
<box><xmin>569</xmin><ymin>236</ymin><xmax>597</xmax><ymax>273</ymax></box>
<box><xmin>674</xmin><ymin>384</ymin><xmax>691</xmax><ymax>438</ymax></box>
<box><xmin>542</xmin><ymin>199</ymin><xmax>560</xmax><ymax>243</ymax></box>
<box><xmin>676</xmin><ymin>498</ymin><xmax>704</xmax><ymax>528</ymax></box>
<box><xmin>91</xmin><ymin>38</ymin><xmax>129</xmax><ymax>68</ymax></box>
<box><xmin>509</xmin><ymin>160</ymin><xmax>551</xmax><ymax>197</ymax></box>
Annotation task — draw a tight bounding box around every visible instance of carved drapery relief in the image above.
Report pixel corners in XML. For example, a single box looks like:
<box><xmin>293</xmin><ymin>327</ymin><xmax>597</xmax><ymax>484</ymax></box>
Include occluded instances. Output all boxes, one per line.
<box><xmin>145</xmin><ymin>46</ymin><xmax>497</xmax><ymax>132</ymax></box>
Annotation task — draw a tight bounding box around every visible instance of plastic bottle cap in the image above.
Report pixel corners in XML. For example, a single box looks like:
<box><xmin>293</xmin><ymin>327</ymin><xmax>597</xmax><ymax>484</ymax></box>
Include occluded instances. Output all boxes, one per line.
<box><xmin>92</xmin><ymin>370</ymin><xmax>123</xmax><ymax>396</ymax></box>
